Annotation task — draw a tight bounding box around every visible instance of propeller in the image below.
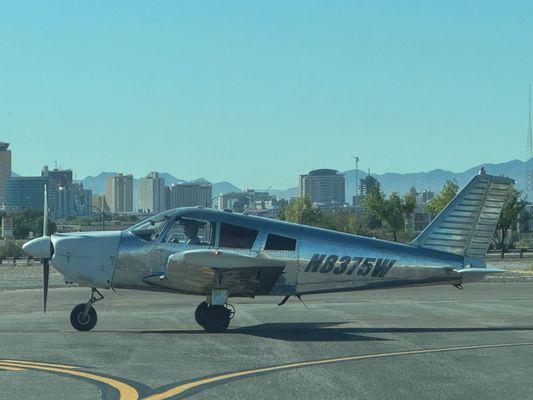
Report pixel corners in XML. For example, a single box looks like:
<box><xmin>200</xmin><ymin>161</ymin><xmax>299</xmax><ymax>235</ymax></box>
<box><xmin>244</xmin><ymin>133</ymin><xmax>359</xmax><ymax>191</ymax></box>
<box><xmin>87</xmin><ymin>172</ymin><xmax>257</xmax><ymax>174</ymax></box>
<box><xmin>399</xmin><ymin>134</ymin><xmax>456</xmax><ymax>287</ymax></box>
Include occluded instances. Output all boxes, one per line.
<box><xmin>43</xmin><ymin>184</ymin><xmax>50</xmax><ymax>313</ymax></box>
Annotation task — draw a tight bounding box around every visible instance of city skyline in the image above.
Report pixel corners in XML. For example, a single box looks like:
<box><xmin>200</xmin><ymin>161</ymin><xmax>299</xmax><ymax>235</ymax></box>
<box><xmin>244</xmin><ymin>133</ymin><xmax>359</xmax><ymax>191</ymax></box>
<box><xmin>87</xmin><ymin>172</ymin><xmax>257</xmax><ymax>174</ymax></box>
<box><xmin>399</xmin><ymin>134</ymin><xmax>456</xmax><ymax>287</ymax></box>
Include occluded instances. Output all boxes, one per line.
<box><xmin>2</xmin><ymin>2</ymin><xmax>532</xmax><ymax>188</ymax></box>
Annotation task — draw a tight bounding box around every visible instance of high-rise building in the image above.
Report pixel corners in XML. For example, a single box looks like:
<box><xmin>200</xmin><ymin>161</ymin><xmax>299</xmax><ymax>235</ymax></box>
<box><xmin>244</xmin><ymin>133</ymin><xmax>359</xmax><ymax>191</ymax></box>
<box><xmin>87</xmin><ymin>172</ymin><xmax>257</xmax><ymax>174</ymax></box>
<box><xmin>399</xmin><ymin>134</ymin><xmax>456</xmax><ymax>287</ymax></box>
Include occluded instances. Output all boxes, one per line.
<box><xmin>40</xmin><ymin>166</ymin><xmax>93</xmax><ymax>219</ymax></box>
<box><xmin>105</xmin><ymin>174</ymin><xmax>133</xmax><ymax>213</ymax></box>
<box><xmin>42</xmin><ymin>166</ymin><xmax>73</xmax><ymax>187</ymax></box>
<box><xmin>69</xmin><ymin>183</ymin><xmax>92</xmax><ymax>217</ymax></box>
<box><xmin>170</xmin><ymin>182</ymin><xmax>212</xmax><ymax>208</ymax></box>
<box><xmin>56</xmin><ymin>186</ymin><xmax>75</xmax><ymax>219</ymax></box>
<box><xmin>4</xmin><ymin>176</ymin><xmax>48</xmax><ymax>212</ymax></box>
<box><xmin>164</xmin><ymin>186</ymin><xmax>172</xmax><ymax>210</ymax></box>
<box><xmin>299</xmin><ymin>169</ymin><xmax>345</xmax><ymax>204</ymax></box>
<box><xmin>359</xmin><ymin>174</ymin><xmax>379</xmax><ymax>197</ymax></box>
<box><xmin>138</xmin><ymin>172</ymin><xmax>165</xmax><ymax>213</ymax></box>
<box><xmin>41</xmin><ymin>166</ymin><xmax>74</xmax><ymax>217</ymax></box>
<box><xmin>0</xmin><ymin>142</ymin><xmax>12</xmax><ymax>203</ymax></box>
<box><xmin>92</xmin><ymin>194</ymin><xmax>110</xmax><ymax>212</ymax></box>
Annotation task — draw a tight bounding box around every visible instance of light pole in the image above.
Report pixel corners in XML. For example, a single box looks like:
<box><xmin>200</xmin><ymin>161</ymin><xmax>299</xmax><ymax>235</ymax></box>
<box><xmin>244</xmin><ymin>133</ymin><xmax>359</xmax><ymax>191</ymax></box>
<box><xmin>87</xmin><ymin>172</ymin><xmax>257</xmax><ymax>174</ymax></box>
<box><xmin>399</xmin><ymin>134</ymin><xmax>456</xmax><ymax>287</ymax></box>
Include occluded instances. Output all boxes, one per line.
<box><xmin>91</xmin><ymin>205</ymin><xmax>105</xmax><ymax>231</ymax></box>
<box><xmin>352</xmin><ymin>156</ymin><xmax>359</xmax><ymax>208</ymax></box>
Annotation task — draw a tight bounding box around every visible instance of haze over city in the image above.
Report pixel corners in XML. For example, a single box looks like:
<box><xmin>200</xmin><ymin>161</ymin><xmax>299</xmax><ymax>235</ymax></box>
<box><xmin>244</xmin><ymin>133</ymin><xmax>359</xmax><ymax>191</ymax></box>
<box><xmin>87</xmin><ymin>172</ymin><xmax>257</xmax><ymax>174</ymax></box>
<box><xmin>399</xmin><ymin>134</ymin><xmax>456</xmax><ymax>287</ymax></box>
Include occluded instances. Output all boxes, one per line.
<box><xmin>2</xmin><ymin>2</ymin><xmax>533</xmax><ymax>188</ymax></box>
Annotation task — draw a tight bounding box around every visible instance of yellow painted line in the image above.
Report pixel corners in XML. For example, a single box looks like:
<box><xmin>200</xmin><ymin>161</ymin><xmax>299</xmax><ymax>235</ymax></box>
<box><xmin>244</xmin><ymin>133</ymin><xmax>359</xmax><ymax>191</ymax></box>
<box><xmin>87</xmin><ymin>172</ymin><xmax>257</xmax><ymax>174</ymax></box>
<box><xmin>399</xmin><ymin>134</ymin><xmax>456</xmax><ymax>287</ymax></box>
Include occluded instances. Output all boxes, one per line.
<box><xmin>0</xmin><ymin>359</ymin><xmax>79</xmax><ymax>369</ymax></box>
<box><xmin>0</xmin><ymin>361</ymin><xmax>139</xmax><ymax>400</ymax></box>
<box><xmin>0</xmin><ymin>365</ymin><xmax>26</xmax><ymax>371</ymax></box>
<box><xmin>145</xmin><ymin>341</ymin><xmax>533</xmax><ymax>400</ymax></box>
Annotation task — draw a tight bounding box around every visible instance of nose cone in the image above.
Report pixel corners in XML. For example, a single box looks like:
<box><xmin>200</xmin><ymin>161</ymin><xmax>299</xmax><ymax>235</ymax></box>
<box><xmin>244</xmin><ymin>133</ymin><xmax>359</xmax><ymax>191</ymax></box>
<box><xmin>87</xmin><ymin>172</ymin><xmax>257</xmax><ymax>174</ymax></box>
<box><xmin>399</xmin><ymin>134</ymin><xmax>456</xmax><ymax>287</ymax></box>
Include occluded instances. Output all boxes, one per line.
<box><xmin>22</xmin><ymin>236</ymin><xmax>52</xmax><ymax>258</ymax></box>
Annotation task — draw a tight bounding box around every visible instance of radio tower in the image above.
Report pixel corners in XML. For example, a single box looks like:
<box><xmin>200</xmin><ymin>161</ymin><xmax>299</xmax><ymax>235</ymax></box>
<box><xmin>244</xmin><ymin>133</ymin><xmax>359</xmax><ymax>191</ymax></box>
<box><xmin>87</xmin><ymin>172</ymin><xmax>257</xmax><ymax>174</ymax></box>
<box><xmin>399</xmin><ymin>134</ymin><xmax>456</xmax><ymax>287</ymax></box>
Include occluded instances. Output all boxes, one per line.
<box><xmin>527</xmin><ymin>84</ymin><xmax>533</xmax><ymax>200</ymax></box>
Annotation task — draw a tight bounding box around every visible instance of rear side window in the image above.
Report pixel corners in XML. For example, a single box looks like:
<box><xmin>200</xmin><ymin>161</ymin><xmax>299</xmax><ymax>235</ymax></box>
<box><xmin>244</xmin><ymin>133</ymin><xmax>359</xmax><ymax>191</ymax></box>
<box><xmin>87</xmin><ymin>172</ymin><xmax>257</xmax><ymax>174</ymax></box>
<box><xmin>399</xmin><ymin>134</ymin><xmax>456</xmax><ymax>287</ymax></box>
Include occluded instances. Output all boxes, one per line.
<box><xmin>219</xmin><ymin>223</ymin><xmax>259</xmax><ymax>249</ymax></box>
<box><xmin>265</xmin><ymin>234</ymin><xmax>297</xmax><ymax>251</ymax></box>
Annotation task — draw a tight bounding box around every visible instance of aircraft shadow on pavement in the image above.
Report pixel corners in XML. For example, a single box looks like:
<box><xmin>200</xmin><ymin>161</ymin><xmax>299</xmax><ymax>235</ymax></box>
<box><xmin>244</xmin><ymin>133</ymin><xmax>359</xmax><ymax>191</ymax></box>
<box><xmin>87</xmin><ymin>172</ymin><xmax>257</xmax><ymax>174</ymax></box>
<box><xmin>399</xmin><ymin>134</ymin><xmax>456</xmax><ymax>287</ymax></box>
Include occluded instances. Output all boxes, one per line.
<box><xmin>99</xmin><ymin>322</ymin><xmax>387</xmax><ymax>341</ymax></box>
<box><xmin>103</xmin><ymin>323</ymin><xmax>533</xmax><ymax>342</ymax></box>
<box><xmin>229</xmin><ymin>323</ymin><xmax>533</xmax><ymax>341</ymax></box>
<box><xmin>233</xmin><ymin>322</ymin><xmax>389</xmax><ymax>342</ymax></box>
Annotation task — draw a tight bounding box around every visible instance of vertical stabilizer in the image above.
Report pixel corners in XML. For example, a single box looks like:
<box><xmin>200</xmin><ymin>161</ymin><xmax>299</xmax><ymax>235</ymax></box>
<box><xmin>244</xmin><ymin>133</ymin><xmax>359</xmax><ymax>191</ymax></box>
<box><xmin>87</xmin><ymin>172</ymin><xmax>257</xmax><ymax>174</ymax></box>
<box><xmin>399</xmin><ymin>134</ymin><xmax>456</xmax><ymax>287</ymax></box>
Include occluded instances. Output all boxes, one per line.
<box><xmin>410</xmin><ymin>170</ymin><xmax>514</xmax><ymax>259</ymax></box>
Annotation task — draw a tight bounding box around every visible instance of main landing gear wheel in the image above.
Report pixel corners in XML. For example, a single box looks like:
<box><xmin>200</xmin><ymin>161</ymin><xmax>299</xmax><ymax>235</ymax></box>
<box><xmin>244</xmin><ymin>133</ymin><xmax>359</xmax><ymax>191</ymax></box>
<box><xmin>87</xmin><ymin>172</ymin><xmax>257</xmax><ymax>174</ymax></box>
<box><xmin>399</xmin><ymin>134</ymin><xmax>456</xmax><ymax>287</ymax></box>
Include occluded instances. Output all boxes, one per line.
<box><xmin>70</xmin><ymin>304</ymin><xmax>97</xmax><ymax>331</ymax></box>
<box><xmin>194</xmin><ymin>302</ymin><xmax>232</xmax><ymax>333</ymax></box>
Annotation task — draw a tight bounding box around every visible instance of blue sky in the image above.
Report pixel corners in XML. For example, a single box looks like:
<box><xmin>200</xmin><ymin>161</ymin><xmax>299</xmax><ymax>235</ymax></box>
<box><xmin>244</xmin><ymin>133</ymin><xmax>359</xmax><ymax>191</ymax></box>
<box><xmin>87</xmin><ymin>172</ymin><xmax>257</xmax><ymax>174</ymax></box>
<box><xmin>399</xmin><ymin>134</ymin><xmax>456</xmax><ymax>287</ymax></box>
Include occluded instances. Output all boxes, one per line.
<box><xmin>1</xmin><ymin>1</ymin><xmax>532</xmax><ymax>188</ymax></box>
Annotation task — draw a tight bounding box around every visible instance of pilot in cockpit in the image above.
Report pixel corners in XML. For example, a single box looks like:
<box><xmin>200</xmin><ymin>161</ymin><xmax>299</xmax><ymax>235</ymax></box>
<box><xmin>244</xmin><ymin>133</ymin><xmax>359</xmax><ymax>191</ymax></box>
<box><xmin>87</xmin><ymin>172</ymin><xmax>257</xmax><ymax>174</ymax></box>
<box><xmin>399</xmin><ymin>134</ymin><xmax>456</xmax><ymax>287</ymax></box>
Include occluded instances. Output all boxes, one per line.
<box><xmin>181</xmin><ymin>219</ymin><xmax>202</xmax><ymax>245</ymax></box>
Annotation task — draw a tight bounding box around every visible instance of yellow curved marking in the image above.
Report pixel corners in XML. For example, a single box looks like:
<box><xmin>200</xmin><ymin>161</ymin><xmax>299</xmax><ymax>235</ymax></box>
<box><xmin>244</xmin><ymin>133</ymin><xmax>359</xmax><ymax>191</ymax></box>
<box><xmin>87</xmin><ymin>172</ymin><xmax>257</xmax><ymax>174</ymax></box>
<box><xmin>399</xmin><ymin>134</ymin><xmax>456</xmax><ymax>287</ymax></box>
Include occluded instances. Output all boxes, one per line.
<box><xmin>0</xmin><ymin>359</ymin><xmax>79</xmax><ymax>369</ymax></box>
<box><xmin>0</xmin><ymin>366</ymin><xmax>26</xmax><ymax>371</ymax></box>
<box><xmin>0</xmin><ymin>360</ymin><xmax>139</xmax><ymax>400</ymax></box>
<box><xmin>145</xmin><ymin>341</ymin><xmax>533</xmax><ymax>400</ymax></box>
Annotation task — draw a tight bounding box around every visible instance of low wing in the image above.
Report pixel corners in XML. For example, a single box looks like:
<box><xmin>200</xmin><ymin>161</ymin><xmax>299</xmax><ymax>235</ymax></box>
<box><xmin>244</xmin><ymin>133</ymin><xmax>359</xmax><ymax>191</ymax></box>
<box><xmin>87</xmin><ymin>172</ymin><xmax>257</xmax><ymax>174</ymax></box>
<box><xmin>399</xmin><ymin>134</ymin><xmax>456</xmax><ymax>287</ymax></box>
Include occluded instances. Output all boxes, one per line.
<box><xmin>144</xmin><ymin>249</ymin><xmax>287</xmax><ymax>297</ymax></box>
<box><xmin>169</xmin><ymin>249</ymin><xmax>286</xmax><ymax>269</ymax></box>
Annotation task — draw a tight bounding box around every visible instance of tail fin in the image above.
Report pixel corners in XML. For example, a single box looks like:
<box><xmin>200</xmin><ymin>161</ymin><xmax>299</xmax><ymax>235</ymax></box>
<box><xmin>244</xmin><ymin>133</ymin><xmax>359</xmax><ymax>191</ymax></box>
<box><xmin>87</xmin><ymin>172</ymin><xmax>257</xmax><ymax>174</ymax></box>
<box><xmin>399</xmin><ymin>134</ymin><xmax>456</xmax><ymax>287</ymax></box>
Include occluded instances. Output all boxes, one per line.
<box><xmin>410</xmin><ymin>169</ymin><xmax>514</xmax><ymax>259</ymax></box>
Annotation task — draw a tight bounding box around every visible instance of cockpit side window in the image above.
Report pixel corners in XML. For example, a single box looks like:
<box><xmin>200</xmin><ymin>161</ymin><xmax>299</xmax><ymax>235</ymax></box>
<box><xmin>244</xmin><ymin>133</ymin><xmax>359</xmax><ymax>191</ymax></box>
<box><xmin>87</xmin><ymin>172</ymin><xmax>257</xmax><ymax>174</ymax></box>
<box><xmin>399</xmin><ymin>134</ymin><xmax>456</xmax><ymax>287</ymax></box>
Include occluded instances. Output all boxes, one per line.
<box><xmin>264</xmin><ymin>234</ymin><xmax>297</xmax><ymax>251</ymax></box>
<box><xmin>130</xmin><ymin>215</ymin><xmax>171</xmax><ymax>242</ymax></box>
<box><xmin>162</xmin><ymin>218</ymin><xmax>215</xmax><ymax>246</ymax></box>
<box><xmin>219</xmin><ymin>223</ymin><xmax>258</xmax><ymax>249</ymax></box>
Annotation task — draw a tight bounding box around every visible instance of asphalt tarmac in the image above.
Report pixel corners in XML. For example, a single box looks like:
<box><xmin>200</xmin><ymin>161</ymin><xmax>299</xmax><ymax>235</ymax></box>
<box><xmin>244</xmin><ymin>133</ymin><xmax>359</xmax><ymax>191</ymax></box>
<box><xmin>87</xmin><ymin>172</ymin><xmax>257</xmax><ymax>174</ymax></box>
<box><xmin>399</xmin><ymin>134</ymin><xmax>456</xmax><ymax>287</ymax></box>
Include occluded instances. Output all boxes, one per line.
<box><xmin>0</xmin><ymin>283</ymin><xmax>532</xmax><ymax>400</ymax></box>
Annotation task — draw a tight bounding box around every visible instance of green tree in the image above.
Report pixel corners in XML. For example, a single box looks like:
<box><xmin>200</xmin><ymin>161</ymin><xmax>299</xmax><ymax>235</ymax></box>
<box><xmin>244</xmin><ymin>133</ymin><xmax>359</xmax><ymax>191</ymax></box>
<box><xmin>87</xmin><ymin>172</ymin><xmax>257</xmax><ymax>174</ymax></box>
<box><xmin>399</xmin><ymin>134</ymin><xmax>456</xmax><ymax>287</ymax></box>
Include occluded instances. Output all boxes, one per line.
<box><xmin>426</xmin><ymin>180</ymin><xmax>459</xmax><ymax>217</ymax></box>
<box><xmin>364</xmin><ymin>187</ymin><xmax>416</xmax><ymax>242</ymax></box>
<box><xmin>278</xmin><ymin>197</ymin><xmax>323</xmax><ymax>226</ymax></box>
<box><xmin>10</xmin><ymin>209</ymin><xmax>57</xmax><ymax>239</ymax></box>
<box><xmin>319</xmin><ymin>209</ymin><xmax>370</xmax><ymax>236</ymax></box>
<box><xmin>495</xmin><ymin>187</ymin><xmax>527</xmax><ymax>259</ymax></box>
<box><xmin>0</xmin><ymin>240</ymin><xmax>24</xmax><ymax>259</ymax></box>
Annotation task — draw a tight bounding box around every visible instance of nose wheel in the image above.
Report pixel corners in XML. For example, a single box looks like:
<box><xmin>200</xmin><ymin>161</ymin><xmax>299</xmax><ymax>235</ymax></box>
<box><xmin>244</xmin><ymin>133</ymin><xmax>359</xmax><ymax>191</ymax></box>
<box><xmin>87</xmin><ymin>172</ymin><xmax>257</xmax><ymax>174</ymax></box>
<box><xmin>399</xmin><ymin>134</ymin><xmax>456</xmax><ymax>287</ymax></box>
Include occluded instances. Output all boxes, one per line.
<box><xmin>70</xmin><ymin>288</ymin><xmax>103</xmax><ymax>332</ymax></box>
<box><xmin>70</xmin><ymin>304</ymin><xmax>97</xmax><ymax>331</ymax></box>
<box><xmin>194</xmin><ymin>301</ymin><xmax>234</xmax><ymax>333</ymax></box>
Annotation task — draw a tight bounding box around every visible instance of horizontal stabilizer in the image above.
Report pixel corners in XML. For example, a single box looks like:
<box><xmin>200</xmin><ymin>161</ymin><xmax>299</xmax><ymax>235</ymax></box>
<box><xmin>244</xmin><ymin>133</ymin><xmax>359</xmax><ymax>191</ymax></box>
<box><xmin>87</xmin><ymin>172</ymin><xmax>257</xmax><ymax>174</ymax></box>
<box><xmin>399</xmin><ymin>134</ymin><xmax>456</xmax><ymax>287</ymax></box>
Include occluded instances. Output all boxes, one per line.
<box><xmin>455</xmin><ymin>267</ymin><xmax>504</xmax><ymax>283</ymax></box>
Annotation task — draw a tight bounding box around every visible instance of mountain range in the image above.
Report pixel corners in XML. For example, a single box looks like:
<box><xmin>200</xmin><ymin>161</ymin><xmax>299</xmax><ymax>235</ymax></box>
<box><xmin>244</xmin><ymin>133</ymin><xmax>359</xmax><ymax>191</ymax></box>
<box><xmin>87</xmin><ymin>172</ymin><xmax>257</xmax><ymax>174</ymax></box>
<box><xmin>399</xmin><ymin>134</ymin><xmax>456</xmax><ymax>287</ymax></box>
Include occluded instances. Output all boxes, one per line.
<box><xmin>256</xmin><ymin>159</ymin><xmax>533</xmax><ymax>202</ymax></box>
<box><xmin>12</xmin><ymin>158</ymin><xmax>533</xmax><ymax>205</ymax></box>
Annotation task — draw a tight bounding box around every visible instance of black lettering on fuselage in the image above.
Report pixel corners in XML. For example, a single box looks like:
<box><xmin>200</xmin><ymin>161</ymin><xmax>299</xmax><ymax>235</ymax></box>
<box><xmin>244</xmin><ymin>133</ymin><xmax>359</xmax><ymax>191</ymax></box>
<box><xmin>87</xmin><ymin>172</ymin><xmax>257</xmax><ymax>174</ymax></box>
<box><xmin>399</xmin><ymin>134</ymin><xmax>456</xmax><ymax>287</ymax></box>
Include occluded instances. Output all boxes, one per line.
<box><xmin>347</xmin><ymin>257</ymin><xmax>364</xmax><ymax>275</ymax></box>
<box><xmin>305</xmin><ymin>254</ymin><xmax>326</xmax><ymax>273</ymax></box>
<box><xmin>319</xmin><ymin>255</ymin><xmax>339</xmax><ymax>273</ymax></box>
<box><xmin>371</xmin><ymin>259</ymin><xmax>387</xmax><ymax>277</ymax></box>
<box><xmin>357</xmin><ymin>258</ymin><xmax>376</xmax><ymax>276</ymax></box>
<box><xmin>378</xmin><ymin>259</ymin><xmax>395</xmax><ymax>277</ymax></box>
<box><xmin>333</xmin><ymin>256</ymin><xmax>351</xmax><ymax>274</ymax></box>
<box><xmin>304</xmin><ymin>254</ymin><xmax>395</xmax><ymax>277</ymax></box>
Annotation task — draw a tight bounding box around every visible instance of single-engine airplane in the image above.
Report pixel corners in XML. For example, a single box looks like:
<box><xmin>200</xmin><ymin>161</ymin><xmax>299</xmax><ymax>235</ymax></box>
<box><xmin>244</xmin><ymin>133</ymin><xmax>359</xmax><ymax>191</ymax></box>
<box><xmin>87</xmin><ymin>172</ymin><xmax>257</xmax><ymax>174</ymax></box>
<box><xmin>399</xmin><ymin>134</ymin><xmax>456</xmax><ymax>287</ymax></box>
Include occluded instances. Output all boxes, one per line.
<box><xmin>22</xmin><ymin>169</ymin><xmax>512</xmax><ymax>332</ymax></box>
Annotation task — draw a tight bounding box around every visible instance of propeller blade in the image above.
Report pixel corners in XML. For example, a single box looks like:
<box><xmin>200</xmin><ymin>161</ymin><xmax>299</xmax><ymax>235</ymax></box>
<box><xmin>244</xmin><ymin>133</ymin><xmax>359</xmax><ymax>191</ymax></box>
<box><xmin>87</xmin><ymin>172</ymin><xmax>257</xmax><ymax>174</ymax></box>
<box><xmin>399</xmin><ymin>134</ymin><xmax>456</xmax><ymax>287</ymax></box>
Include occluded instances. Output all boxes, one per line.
<box><xmin>43</xmin><ymin>259</ymin><xmax>49</xmax><ymax>313</ymax></box>
<box><xmin>43</xmin><ymin>184</ymin><xmax>49</xmax><ymax>237</ymax></box>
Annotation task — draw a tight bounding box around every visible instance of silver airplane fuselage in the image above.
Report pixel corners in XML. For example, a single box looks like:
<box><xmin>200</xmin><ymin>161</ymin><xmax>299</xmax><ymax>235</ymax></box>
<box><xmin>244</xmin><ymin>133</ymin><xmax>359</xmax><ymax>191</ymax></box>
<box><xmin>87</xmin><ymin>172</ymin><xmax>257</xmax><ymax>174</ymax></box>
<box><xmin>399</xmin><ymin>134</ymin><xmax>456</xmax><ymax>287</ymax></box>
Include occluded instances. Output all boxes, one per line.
<box><xmin>50</xmin><ymin>208</ymin><xmax>467</xmax><ymax>297</ymax></box>
<box><xmin>22</xmin><ymin>171</ymin><xmax>510</xmax><ymax>331</ymax></box>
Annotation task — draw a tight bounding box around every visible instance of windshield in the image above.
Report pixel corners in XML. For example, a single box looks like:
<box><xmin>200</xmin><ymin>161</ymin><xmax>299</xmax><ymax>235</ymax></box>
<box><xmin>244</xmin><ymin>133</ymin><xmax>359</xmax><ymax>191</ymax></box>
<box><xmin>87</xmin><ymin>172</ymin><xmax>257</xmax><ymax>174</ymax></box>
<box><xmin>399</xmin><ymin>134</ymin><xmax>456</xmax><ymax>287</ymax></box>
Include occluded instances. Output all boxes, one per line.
<box><xmin>128</xmin><ymin>210</ymin><xmax>175</xmax><ymax>242</ymax></box>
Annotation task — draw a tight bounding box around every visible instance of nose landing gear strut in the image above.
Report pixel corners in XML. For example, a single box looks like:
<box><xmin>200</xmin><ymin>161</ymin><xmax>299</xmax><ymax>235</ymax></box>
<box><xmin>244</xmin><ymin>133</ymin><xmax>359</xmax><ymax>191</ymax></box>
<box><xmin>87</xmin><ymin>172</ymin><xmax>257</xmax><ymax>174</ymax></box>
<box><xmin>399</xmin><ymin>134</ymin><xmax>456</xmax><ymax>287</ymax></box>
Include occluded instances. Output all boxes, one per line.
<box><xmin>70</xmin><ymin>288</ymin><xmax>103</xmax><ymax>331</ymax></box>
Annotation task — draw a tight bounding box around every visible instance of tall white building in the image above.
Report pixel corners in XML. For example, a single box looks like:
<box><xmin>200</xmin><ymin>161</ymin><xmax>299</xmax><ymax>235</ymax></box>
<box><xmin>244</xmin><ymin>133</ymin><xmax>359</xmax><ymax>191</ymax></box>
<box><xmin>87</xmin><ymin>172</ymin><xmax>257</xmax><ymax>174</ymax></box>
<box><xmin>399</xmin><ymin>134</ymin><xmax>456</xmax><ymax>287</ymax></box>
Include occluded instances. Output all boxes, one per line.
<box><xmin>138</xmin><ymin>172</ymin><xmax>165</xmax><ymax>213</ymax></box>
<box><xmin>105</xmin><ymin>173</ymin><xmax>133</xmax><ymax>213</ymax></box>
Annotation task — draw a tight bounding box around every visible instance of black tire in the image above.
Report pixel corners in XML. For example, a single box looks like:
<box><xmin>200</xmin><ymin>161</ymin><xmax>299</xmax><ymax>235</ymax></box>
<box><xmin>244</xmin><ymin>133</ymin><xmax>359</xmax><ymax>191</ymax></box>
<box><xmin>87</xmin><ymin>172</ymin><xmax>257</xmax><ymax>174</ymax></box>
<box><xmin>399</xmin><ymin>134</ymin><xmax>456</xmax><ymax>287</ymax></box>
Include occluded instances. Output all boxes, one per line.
<box><xmin>70</xmin><ymin>303</ymin><xmax>97</xmax><ymax>332</ymax></box>
<box><xmin>201</xmin><ymin>305</ymin><xmax>231</xmax><ymax>333</ymax></box>
<box><xmin>194</xmin><ymin>301</ymin><xmax>208</xmax><ymax>326</ymax></box>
